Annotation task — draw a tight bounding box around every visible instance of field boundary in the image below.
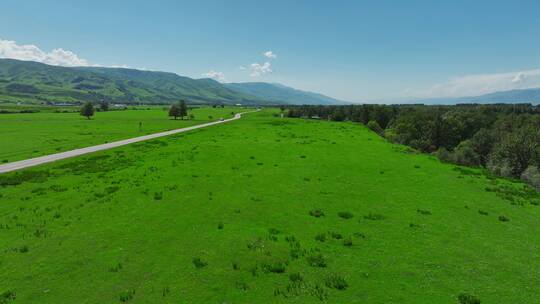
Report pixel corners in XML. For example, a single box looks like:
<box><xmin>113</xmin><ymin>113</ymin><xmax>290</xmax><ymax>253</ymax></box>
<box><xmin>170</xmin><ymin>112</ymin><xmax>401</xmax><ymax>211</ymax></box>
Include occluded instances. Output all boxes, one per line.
<box><xmin>0</xmin><ymin>110</ymin><xmax>257</xmax><ymax>174</ymax></box>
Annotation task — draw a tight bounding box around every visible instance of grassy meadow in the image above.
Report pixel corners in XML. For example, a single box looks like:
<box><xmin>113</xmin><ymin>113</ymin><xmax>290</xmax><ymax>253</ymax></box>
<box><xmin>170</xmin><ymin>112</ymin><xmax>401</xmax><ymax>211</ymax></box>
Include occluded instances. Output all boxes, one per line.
<box><xmin>0</xmin><ymin>109</ymin><xmax>539</xmax><ymax>303</ymax></box>
<box><xmin>0</xmin><ymin>106</ymin><xmax>237</xmax><ymax>162</ymax></box>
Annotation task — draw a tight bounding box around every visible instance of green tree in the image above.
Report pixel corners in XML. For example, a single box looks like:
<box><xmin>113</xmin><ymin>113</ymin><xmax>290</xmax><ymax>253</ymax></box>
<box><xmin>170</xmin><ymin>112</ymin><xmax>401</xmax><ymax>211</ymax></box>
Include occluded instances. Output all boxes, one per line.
<box><xmin>452</xmin><ymin>140</ymin><xmax>481</xmax><ymax>166</ymax></box>
<box><xmin>179</xmin><ymin>100</ymin><xmax>188</xmax><ymax>120</ymax></box>
<box><xmin>99</xmin><ymin>100</ymin><xmax>109</xmax><ymax>112</ymax></box>
<box><xmin>80</xmin><ymin>102</ymin><xmax>95</xmax><ymax>119</ymax></box>
<box><xmin>470</xmin><ymin>128</ymin><xmax>494</xmax><ymax>166</ymax></box>
<box><xmin>367</xmin><ymin>120</ymin><xmax>384</xmax><ymax>135</ymax></box>
<box><xmin>490</xmin><ymin>125</ymin><xmax>539</xmax><ymax>177</ymax></box>
<box><xmin>168</xmin><ymin>103</ymin><xmax>181</xmax><ymax>120</ymax></box>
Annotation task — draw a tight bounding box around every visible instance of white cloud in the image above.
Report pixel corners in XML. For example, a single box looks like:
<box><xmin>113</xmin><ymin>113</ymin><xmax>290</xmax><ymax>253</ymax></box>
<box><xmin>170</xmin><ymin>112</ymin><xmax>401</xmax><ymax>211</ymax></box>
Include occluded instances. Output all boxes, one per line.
<box><xmin>263</xmin><ymin>51</ymin><xmax>277</xmax><ymax>59</ymax></box>
<box><xmin>512</xmin><ymin>72</ymin><xmax>526</xmax><ymax>83</ymax></box>
<box><xmin>201</xmin><ymin>70</ymin><xmax>226</xmax><ymax>82</ymax></box>
<box><xmin>238</xmin><ymin>65</ymin><xmax>247</xmax><ymax>70</ymax></box>
<box><xmin>414</xmin><ymin>68</ymin><xmax>540</xmax><ymax>98</ymax></box>
<box><xmin>249</xmin><ymin>62</ymin><xmax>272</xmax><ymax>77</ymax></box>
<box><xmin>0</xmin><ymin>38</ymin><xmax>89</xmax><ymax>67</ymax></box>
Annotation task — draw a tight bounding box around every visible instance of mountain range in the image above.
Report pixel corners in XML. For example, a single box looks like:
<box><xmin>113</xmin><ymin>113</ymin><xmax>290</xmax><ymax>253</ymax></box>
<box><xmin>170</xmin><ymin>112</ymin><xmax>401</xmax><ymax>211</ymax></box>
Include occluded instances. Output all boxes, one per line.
<box><xmin>0</xmin><ymin>59</ymin><xmax>344</xmax><ymax>105</ymax></box>
<box><xmin>408</xmin><ymin>88</ymin><xmax>540</xmax><ymax>105</ymax></box>
<box><xmin>1</xmin><ymin>58</ymin><xmax>539</xmax><ymax>106</ymax></box>
<box><xmin>225</xmin><ymin>82</ymin><xmax>345</xmax><ymax>105</ymax></box>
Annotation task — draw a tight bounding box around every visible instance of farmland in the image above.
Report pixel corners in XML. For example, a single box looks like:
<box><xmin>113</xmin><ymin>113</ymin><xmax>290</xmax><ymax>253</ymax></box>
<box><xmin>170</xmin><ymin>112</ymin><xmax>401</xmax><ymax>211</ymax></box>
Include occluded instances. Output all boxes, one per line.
<box><xmin>0</xmin><ymin>106</ymin><xmax>237</xmax><ymax>162</ymax></box>
<box><xmin>1</xmin><ymin>109</ymin><xmax>539</xmax><ymax>303</ymax></box>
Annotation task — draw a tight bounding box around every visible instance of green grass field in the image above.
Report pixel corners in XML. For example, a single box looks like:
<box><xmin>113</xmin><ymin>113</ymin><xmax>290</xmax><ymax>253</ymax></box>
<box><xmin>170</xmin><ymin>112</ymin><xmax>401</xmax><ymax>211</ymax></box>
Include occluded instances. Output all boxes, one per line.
<box><xmin>1</xmin><ymin>109</ymin><xmax>539</xmax><ymax>303</ymax></box>
<box><xmin>0</xmin><ymin>107</ymin><xmax>238</xmax><ymax>162</ymax></box>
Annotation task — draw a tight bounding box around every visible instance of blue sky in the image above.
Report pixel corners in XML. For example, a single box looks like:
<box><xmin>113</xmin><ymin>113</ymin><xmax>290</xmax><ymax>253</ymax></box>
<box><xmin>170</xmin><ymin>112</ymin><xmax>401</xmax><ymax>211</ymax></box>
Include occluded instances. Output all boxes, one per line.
<box><xmin>1</xmin><ymin>0</ymin><xmax>540</xmax><ymax>102</ymax></box>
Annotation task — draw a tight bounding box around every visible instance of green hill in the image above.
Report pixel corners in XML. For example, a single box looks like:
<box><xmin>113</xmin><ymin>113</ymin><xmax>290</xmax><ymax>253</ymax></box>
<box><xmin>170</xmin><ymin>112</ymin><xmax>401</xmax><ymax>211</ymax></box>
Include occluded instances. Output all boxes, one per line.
<box><xmin>1</xmin><ymin>109</ymin><xmax>538</xmax><ymax>303</ymax></box>
<box><xmin>0</xmin><ymin>59</ymin><xmax>264</xmax><ymax>105</ymax></box>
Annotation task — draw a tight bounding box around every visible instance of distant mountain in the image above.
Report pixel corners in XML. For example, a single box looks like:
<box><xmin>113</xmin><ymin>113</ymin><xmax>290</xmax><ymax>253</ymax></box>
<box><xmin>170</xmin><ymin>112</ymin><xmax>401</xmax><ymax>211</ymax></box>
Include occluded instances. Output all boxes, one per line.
<box><xmin>226</xmin><ymin>82</ymin><xmax>347</xmax><ymax>105</ymax></box>
<box><xmin>0</xmin><ymin>59</ymin><xmax>265</xmax><ymax>105</ymax></box>
<box><xmin>414</xmin><ymin>88</ymin><xmax>540</xmax><ymax>105</ymax></box>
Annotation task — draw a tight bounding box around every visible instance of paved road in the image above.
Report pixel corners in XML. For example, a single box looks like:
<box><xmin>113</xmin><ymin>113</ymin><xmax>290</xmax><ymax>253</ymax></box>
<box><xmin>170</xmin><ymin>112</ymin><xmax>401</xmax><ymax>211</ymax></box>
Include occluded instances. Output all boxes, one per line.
<box><xmin>0</xmin><ymin>111</ymin><xmax>254</xmax><ymax>174</ymax></box>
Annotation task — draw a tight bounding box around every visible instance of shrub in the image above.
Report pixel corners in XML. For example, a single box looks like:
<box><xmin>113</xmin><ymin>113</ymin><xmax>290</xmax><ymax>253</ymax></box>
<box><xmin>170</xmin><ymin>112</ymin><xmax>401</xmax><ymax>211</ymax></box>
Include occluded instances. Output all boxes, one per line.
<box><xmin>310</xmin><ymin>283</ymin><xmax>329</xmax><ymax>301</ymax></box>
<box><xmin>236</xmin><ymin>281</ymin><xmax>249</xmax><ymax>291</ymax></box>
<box><xmin>478</xmin><ymin>210</ymin><xmax>488</xmax><ymax>216</ymax></box>
<box><xmin>315</xmin><ymin>233</ymin><xmax>326</xmax><ymax>242</ymax></box>
<box><xmin>452</xmin><ymin>140</ymin><xmax>481</xmax><ymax>166</ymax></box>
<box><xmin>325</xmin><ymin>273</ymin><xmax>348</xmax><ymax>290</ymax></box>
<box><xmin>367</xmin><ymin>120</ymin><xmax>384</xmax><ymax>135</ymax></box>
<box><xmin>309</xmin><ymin>209</ymin><xmax>325</xmax><ymax>218</ymax></box>
<box><xmin>363</xmin><ymin>213</ymin><xmax>385</xmax><ymax>220</ymax></box>
<box><xmin>153</xmin><ymin>192</ymin><xmax>163</xmax><ymax>200</ymax></box>
<box><xmin>354</xmin><ymin>232</ymin><xmax>366</xmax><ymax>238</ymax></box>
<box><xmin>458</xmin><ymin>293</ymin><xmax>481</xmax><ymax>304</ymax></box>
<box><xmin>268</xmin><ymin>228</ymin><xmax>280</xmax><ymax>235</ymax></box>
<box><xmin>247</xmin><ymin>238</ymin><xmax>264</xmax><ymax>251</ymax></box>
<box><xmin>192</xmin><ymin>257</ymin><xmax>208</xmax><ymax>269</ymax></box>
<box><xmin>330</xmin><ymin>231</ymin><xmax>342</xmax><ymax>239</ymax></box>
<box><xmin>109</xmin><ymin>262</ymin><xmax>123</xmax><ymax>272</ymax></box>
<box><xmin>343</xmin><ymin>237</ymin><xmax>353</xmax><ymax>247</ymax></box>
<box><xmin>267</xmin><ymin>234</ymin><xmax>278</xmax><ymax>242</ymax></box>
<box><xmin>416</xmin><ymin>209</ymin><xmax>432</xmax><ymax>215</ymax></box>
<box><xmin>262</xmin><ymin>261</ymin><xmax>287</xmax><ymax>273</ymax></box>
<box><xmin>104</xmin><ymin>186</ymin><xmax>120</xmax><ymax>194</ymax></box>
<box><xmin>521</xmin><ymin>165</ymin><xmax>540</xmax><ymax>190</ymax></box>
<box><xmin>217</xmin><ymin>222</ymin><xmax>224</xmax><ymax>230</ymax></box>
<box><xmin>306</xmin><ymin>252</ymin><xmax>327</xmax><ymax>267</ymax></box>
<box><xmin>0</xmin><ymin>170</ymin><xmax>50</xmax><ymax>187</ymax></box>
<box><xmin>289</xmin><ymin>273</ymin><xmax>303</xmax><ymax>282</ymax></box>
<box><xmin>232</xmin><ymin>261</ymin><xmax>240</xmax><ymax>270</ymax></box>
<box><xmin>119</xmin><ymin>289</ymin><xmax>135</xmax><ymax>302</ymax></box>
<box><xmin>0</xmin><ymin>290</ymin><xmax>16</xmax><ymax>303</ymax></box>
<box><xmin>290</xmin><ymin>247</ymin><xmax>305</xmax><ymax>260</ymax></box>
<box><xmin>338</xmin><ymin>211</ymin><xmax>354</xmax><ymax>219</ymax></box>
<box><xmin>498</xmin><ymin>215</ymin><xmax>510</xmax><ymax>222</ymax></box>
<box><xmin>18</xmin><ymin>245</ymin><xmax>29</xmax><ymax>253</ymax></box>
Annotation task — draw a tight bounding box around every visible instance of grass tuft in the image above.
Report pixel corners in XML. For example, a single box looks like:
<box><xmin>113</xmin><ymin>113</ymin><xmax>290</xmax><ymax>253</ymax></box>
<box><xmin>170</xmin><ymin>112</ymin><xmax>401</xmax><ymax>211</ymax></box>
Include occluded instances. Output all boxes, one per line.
<box><xmin>363</xmin><ymin>213</ymin><xmax>386</xmax><ymax>220</ymax></box>
<box><xmin>337</xmin><ymin>211</ymin><xmax>354</xmax><ymax>219</ymax></box>
<box><xmin>458</xmin><ymin>293</ymin><xmax>481</xmax><ymax>304</ymax></box>
<box><xmin>119</xmin><ymin>289</ymin><xmax>135</xmax><ymax>302</ymax></box>
<box><xmin>325</xmin><ymin>273</ymin><xmax>348</xmax><ymax>290</ymax></box>
<box><xmin>306</xmin><ymin>252</ymin><xmax>327</xmax><ymax>268</ymax></box>
<box><xmin>309</xmin><ymin>209</ymin><xmax>325</xmax><ymax>218</ymax></box>
<box><xmin>192</xmin><ymin>257</ymin><xmax>208</xmax><ymax>269</ymax></box>
<box><xmin>498</xmin><ymin>215</ymin><xmax>510</xmax><ymax>222</ymax></box>
<box><xmin>315</xmin><ymin>233</ymin><xmax>326</xmax><ymax>242</ymax></box>
<box><xmin>0</xmin><ymin>290</ymin><xmax>16</xmax><ymax>303</ymax></box>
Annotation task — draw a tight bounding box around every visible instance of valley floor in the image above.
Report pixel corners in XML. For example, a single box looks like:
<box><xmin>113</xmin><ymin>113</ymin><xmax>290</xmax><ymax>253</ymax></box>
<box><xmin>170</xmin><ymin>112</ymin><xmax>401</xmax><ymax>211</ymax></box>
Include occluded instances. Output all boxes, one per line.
<box><xmin>0</xmin><ymin>106</ymin><xmax>237</xmax><ymax>162</ymax></box>
<box><xmin>0</xmin><ymin>109</ymin><xmax>539</xmax><ymax>303</ymax></box>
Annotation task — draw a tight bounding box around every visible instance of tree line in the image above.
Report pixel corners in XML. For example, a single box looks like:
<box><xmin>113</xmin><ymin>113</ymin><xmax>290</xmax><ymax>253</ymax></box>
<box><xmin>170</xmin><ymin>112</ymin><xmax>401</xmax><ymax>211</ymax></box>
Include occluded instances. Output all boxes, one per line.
<box><xmin>79</xmin><ymin>100</ymin><xmax>191</xmax><ymax>120</ymax></box>
<box><xmin>287</xmin><ymin>103</ymin><xmax>540</xmax><ymax>189</ymax></box>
